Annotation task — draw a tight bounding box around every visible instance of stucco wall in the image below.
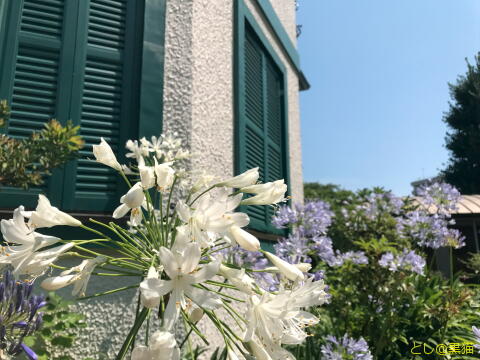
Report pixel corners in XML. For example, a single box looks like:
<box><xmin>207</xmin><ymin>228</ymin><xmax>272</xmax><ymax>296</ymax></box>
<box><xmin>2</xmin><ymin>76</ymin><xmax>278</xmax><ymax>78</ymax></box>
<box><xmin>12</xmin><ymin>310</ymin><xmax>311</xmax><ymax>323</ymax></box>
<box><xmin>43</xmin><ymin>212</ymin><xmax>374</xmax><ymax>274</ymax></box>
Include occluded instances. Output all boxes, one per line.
<box><xmin>162</xmin><ymin>0</ymin><xmax>303</xmax><ymax>202</ymax></box>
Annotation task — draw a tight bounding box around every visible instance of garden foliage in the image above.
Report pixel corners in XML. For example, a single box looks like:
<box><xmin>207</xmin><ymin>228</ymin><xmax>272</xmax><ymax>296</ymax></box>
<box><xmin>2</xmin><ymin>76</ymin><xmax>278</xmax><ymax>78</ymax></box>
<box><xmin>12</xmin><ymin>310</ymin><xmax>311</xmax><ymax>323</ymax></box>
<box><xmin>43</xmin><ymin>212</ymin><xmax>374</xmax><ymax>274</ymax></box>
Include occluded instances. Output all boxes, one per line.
<box><xmin>0</xmin><ymin>100</ymin><xmax>83</xmax><ymax>188</ymax></box>
<box><xmin>23</xmin><ymin>292</ymin><xmax>88</xmax><ymax>360</ymax></box>
<box><xmin>268</xmin><ymin>183</ymin><xmax>480</xmax><ymax>360</ymax></box>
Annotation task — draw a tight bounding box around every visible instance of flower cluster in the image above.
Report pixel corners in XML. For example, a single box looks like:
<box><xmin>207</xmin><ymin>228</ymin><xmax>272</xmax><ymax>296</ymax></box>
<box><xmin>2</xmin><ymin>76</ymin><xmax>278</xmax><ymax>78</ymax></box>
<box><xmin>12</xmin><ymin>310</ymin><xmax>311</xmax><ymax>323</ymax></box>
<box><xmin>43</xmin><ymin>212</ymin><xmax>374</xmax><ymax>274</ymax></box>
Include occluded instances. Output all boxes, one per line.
<box><xmin>397</xmin><ymin>211</ymin><xmax>465</xmax><ymax>249</ymax></box>
<box><xmin>0</xmin><ymin>135</ymin><xmax>328</xmax><ymax>360</ymax></box>
<box><xmin>273</xmin><ymin>201</ymin><xmax>333</xmax><ymax>237</ymax></box>
<box><xmin>321</xmin><ymin>334</ymin><xmax>373</xmax><ymax>360</ymax></box>
<box><xmin>355</xmin><ymin>192</ymin><xmax>403</xmax><ymax>220</ymax></box>
<box><xmin>0</xmin><ymin>270</ymin><xmax>45</xmax><ymax>359</ymax></box>
<box><xmin>272</xmin><ymin>201</ymin><xmax>370</xmax><ymax>269</ymax></box>
<box><xmin>378</xmin><ymin>250</ymin><xmax>426</xmax><ymax>275</ymax></box>
<box><xmin>396</xmin><ymin>182</ymin><xmax>464</xmax><ymax>249</ymax></box>
<box><xmin>415</xmin><ymin>182</ymin><xmax>460</xmax><ymax>215</ymax></box>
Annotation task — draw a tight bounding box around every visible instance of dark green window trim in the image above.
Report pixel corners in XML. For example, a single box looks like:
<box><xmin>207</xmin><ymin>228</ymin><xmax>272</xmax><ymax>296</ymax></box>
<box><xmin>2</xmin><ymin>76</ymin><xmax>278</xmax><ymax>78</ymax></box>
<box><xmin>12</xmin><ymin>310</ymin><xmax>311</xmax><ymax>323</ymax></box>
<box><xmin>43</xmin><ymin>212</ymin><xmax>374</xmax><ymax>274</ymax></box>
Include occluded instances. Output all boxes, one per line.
<box><xmin>234</xmin><ymin>0</ymin><xmax>291</xmax><ymax>236</ymax></box>
<box><xmin>255</xmin><ymin>0</ymin><xmax>310</xmax><ymax>91</ymax></box>
<box><xmin>0</xmin><ymin>0</ymin><xmax>7</xmax><ymax>61</ymax></box>
<box><xmin>138</xmin><ymin>0</ymin><xmax>166</xmax><ymax>137</ymax></box>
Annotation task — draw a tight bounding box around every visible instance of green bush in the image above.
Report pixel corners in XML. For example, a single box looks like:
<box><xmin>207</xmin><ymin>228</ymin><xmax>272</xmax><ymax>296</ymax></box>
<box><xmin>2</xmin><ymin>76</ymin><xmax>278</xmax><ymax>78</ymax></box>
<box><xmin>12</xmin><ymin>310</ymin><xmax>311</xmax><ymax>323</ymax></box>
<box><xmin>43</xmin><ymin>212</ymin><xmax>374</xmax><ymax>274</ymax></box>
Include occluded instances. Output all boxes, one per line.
<box><xmin>0</xmin><ymin>100</ymin><xmax>83</xmax><ymax>188</ymax></box>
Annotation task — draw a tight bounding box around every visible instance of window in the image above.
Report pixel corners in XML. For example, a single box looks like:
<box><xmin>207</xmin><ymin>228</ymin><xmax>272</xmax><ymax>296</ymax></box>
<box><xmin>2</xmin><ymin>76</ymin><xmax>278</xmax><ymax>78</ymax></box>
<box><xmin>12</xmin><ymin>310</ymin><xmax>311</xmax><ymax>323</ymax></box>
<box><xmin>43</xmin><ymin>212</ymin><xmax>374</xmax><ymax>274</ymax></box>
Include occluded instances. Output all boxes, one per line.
<box><xmin>0</xmin><ymin>0</ymin><xmax>151</xmax><ymax>212</ymax></box>
<box><xmin>235</xmin><ymin>7</ymin><xmax>289</xmax><ymax>235</ymax></box>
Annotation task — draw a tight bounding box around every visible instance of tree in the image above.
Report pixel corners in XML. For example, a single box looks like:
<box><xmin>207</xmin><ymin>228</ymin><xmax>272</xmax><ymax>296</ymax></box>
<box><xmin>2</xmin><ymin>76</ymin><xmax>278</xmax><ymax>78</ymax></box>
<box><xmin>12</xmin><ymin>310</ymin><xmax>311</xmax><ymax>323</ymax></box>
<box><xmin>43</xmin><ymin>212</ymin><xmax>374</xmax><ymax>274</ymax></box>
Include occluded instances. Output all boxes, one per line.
<box><xmin>304</xmin><ymin>182</ymin><xmax>354</xmax><ymax>206</ymax></box>
<box><xmin>0</xmin><ymin>101</ymin><xmax>83</xmax><ymax>188</ymax></box>
<box><xmin>442</xmin><ymin>54</ymin><xmax>480</xmax><ymax>194</ymax></box>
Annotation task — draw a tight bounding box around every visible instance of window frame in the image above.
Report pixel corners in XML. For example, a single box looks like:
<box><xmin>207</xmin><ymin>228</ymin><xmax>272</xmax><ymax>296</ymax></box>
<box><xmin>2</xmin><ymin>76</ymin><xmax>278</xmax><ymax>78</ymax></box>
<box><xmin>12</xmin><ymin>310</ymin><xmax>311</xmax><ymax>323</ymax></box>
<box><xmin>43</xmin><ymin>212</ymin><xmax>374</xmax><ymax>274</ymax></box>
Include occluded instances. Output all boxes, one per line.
<box><xmin>0</xmin><ymin>0</ymin><xmax>166</xmax><ymax>212</ymax></box>
<box><xmin>234</xmin><ymin>0</ymin><xmax>291</xmax><ymax>235</ymax></box>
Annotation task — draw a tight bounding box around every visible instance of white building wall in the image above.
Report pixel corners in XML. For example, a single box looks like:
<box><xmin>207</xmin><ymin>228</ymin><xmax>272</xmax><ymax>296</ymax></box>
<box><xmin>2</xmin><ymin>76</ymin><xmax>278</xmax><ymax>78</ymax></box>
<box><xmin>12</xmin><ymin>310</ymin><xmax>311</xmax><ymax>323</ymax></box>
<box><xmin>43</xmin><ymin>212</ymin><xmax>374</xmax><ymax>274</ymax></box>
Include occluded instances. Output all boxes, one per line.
<box><xmin>162</xmin><ymin>0</ymin><xmax>304</xmax><ymax>203</ymax></box>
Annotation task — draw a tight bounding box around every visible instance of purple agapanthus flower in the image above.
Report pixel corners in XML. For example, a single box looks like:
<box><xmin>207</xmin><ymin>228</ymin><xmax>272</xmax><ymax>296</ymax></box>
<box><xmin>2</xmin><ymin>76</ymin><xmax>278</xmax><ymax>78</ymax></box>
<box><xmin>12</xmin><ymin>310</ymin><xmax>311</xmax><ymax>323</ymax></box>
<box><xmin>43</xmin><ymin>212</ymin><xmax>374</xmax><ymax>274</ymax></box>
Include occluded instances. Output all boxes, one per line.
<box><xmin>0</xmin><ymin>270</ymin><xmax>44</xmax><ymax>359</ymax></box>
<box><xmin>273</xmin><ymin>201</ymin><xmax>334</xmax><ymax>237</ymax></box>
<box><xmin>415</xmin><ymin>182</ymin><xmax>460</xmax><ymax>216</ymax></box>
<box><xmin>321</xmin><ymin>334</ymin><xmax>373</xmax><ymax>360</ymax></box>
<box><xmin>355</xmin><ymin>192</ymin><xmax>404</xmax><ymax>221</ymax></box>
<box><xmin>378</xmin><ymin>249</ymin><xmax>426</xmax><ymax>275</ymax></box>
<box><xmin>397</xmin><ymin>211</ymin><xmax>465</xmax><ymax>249</ymax></box>
<box><xmin>473</xmin><ymin>326</ymin><xmax>480</xmax><ymax>351</ymax></box>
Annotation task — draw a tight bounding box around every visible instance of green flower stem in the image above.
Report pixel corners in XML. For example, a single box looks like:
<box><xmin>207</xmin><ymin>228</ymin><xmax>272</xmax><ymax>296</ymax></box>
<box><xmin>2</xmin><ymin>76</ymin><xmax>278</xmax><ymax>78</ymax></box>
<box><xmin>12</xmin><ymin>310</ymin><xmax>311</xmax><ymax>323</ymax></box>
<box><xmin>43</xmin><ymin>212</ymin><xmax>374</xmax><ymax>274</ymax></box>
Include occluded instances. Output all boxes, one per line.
<box><xmin>222</xmin><ymin>300</ymin><xmax>246</xmax><ymax>330</ymax></box>
<box><xmin>222</xmin><ymin>300</ymin><xmax>247</xmax><ymax>325</ymax></box>
<box><xmin>119</xmin><ymin>171</ymin><xmax>132</xmax><ymax>188</ymax></box>
<box><xmin>189</xmin><ymin>185</ymin><xmax>215</xmax><ymax>206</ymax></box>
<box><xmin>81</xmin><ymin>224</ymin><xmax>112</xmax><ymax>240</ymax></box>
<box><xmin>71</xmin><ymin>244</ymin><xmax>142</xmax><ymax>271</ymax></box>
<box><xmin>196</xmin><ymin>284</ymin><xmax>245</xmax><ymax>302</ymax></box>
<box><xmin>158</xmin><ymin>191</ymin><xmax>164</xmax><ymax>246</ymax></box>
<box><xmin>144</xmin><ymin>190</ymin><xmax>161</xmax><ymax>245</ymax></box>
<box><xmin>115</xmin><ymin>307</ymin><xmax>150</xmax><ymax>360</ymax></box>
<box><xmin>180</xmin><ymin>310</ymin><xmax>209</xmax><ymax>345</ymax></box>
<box><xmin>77</xmin><ymin>284</ymin><xmax>139</xmax><ymax>301</ymax></box>
<box><xmin>205</xmin><ymin>280</ymin><xmax>237</xmax><ymax>289</ymax></box>
<box><xmin>92</xmin><ymin>272</ymin><xmax>141</xmax><ymax>277</ymax></box>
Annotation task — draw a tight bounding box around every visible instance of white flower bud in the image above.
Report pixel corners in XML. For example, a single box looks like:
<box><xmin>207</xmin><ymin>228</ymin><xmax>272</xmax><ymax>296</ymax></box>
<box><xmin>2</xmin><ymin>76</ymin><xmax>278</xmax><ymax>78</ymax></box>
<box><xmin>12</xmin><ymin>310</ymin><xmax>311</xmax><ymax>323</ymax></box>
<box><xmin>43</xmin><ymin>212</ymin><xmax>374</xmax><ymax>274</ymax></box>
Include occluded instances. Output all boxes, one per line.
<box><xmin>28</xmin><ymin>195</ymin><xmax>81</xmax><ymax>228</ymax></box>
<box><xmin>154</xmin><ymin>159</ymin><xmax>175</xmax><ymax>190</ymax></box>
<box><xmin>264</xmin><ymin>252</ymin><xmax>304</xmax><ymax>281</ymax></box>
<box><xmin>93</xmin><ymin>137</ymin><xmax>122</xmax><ymax>171</ymax></box>
<box><xmin>295</xmin><ymin>263</ymin><xmax>312</xmax><ymax>273</ymax></box>
<box><xmin>240</xmin><ymin>180</ymin><xmax>287</xmax><ymax>206</ymax></box>
<box><xmin>229</xmin><ymin>226</ymin><xmax>260</xmax><ymax>252</ymax></box>
<box><xmin>216</xmin><ymin>168</ymin><xmax>259</xmax><ymax>188</ymax></box>
<box><xmin>139</xmin><ymin>165</ymin><xmax>155</xmax><ymax>189</ymax></box>
<box><xmin>189</xmin><ymin>307</ymin><xmax>204</xmax><ymax>323</ymax></box>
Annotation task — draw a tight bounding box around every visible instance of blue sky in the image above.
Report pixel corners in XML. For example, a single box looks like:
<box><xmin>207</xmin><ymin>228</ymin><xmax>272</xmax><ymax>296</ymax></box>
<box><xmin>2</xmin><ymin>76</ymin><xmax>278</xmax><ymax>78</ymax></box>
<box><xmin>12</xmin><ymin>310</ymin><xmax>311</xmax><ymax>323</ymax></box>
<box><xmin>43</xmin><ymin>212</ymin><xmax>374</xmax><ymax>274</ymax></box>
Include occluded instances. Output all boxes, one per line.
<box><xmin>297</xmin><ymin>1</ymin><xmax>480</xmax><ymax>195</ymax></box>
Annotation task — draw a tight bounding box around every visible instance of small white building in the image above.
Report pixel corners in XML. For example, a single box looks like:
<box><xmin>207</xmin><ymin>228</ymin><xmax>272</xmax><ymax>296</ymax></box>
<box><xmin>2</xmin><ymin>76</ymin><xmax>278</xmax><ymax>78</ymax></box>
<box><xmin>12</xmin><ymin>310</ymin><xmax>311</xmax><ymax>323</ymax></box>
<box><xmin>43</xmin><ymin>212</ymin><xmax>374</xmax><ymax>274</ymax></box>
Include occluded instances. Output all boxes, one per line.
<box><xmin>0</xmin><ymin>0</ymin><xmax>309</xmax><ymax>357</ymax></box>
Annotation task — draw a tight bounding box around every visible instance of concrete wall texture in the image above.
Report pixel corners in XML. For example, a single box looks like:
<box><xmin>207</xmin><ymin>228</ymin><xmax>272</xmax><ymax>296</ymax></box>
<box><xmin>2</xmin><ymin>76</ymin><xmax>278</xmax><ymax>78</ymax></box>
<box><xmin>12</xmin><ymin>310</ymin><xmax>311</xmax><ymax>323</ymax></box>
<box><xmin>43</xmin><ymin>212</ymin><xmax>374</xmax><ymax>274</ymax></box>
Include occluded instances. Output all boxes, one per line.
<box><xmin>49</xmin><ymin>0</ymin><xmax>304</xmax><ymax>358</ymax></box>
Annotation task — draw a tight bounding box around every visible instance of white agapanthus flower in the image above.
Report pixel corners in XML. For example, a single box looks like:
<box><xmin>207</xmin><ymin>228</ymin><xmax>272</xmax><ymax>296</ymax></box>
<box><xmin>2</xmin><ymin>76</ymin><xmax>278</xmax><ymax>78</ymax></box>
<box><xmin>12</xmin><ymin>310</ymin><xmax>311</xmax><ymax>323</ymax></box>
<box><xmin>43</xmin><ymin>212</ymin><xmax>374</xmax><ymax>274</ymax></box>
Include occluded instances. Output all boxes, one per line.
<box><xmin>5</xmin><ymin>134</ymin><xmax>325</xmax><ymax>360</ymax></box>
<box><xmin>215</xmin><ymin>167</ymin><xmax>259</xmax><ymax>188</ymax></box>
<box><xmin>139</xmin><ymin>243</ymin><xmax>221</xmax><ymax>330</ymax></box>
<box><xmin>219</xmin><ymin>264</ymin><xmax>255</xmax><ymax>294</ymax></box>
<box><xmin>176</xmin><ymin>190</ymin><xmax>260</xmax><ymax>251</ymax></box>
<box><xmin>131</xmin><ymin>331</ymin><xmax>180</xmax><ymax>360</ymax></box>
<box><xmin>240</xmin><ymin>179</ymin><xmax>288</xmax><ymax>206</ymax></box>
<box><xmin>113</xmin><ymin>182</ymin><xmax>145</xmax><ymax>226</ymax></box>
<box><xmin>41</xmin><ymin>256</ymin><xmax>106</xmax><ymax>296</ymax></box>
<box><xmin>264</xmin><ymin>252</ymin><xmax>304</xmax><ymax>282</ymax></box>
<box><xmin>244</xmin><ymin>277</ymin><xmax>329</xmax><ymax>358</ymax></box>
<box><xmin>23</xmin><ymin>194</ymin><xmax>81</xmax><ymax>228</ymax></box>
<box><xmin>139</xmin><ymin>159</ymin><xmax>175</xmax><ymax>191</ymax></box>
<box><xmin>92</xmin><ymin>137</ymin><xmax>122</xmax><ymax>171</ymax></box>
<box><xmin>0</xmin><ymin>206</ymin><xmax>73</xmax><ymax>277</ymax></box>
<box><xmin>126</xmin><ymin>139</ymin><xmax>149</xmax><ymax>163</ymax></box>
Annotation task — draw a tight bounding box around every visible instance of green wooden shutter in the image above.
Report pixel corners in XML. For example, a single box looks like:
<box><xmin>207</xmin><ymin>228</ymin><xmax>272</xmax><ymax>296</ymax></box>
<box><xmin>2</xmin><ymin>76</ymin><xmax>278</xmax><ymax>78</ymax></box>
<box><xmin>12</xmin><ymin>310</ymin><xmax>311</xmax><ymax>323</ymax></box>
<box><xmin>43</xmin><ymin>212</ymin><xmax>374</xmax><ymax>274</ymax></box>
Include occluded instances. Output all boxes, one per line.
<box><xmin>240</xmin><ymin>26</ymin><xmax>287</xmax><ymax>234</ymax></box>
<box><xmin>0</xmin><ymin>0</ymin><xmax>77</xmax><ymax>208</ymax></box>
<box><xmin>265</xmin><ymin>60</ymin><xmax>285</xmax><ymax>223</ymax></box>
<box><xmin>243</xmin><ymin>29</ymin><xmax>267</xmax><ymax>229</ymax></box>
<box><xmin>61</xmin><ymin>0</ymin><xmax>142</xmax><ymax>211</ymax></box>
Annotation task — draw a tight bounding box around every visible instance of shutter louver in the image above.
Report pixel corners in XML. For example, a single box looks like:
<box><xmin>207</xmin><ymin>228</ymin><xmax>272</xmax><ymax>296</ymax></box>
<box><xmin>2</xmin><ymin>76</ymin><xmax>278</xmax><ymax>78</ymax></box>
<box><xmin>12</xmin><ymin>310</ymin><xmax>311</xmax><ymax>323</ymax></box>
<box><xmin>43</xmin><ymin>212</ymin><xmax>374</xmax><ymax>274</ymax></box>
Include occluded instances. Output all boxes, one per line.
<box><xmin>239</xmin><ymin>26</ymin><xmax>287</xmax><ymax>234</ymax></box>
<box><xmin>0</xmin><ymin>0</ymin><xmax>70</xmax><ymax>208</ymax></box>
<box><xmin>9</xmin><ymin>47</ymin><xmax>59</xmax><ymax>138</ymax></box>
<box><xmin>61</xmin><ymin>0</ymin><xmax>138</xmax><ymax>211</ymax></box>
<box><xmin>1</xmin><ymin>0</ymin><xmax>144</xmax><ymax>211</ymax></box>
<box><xmin>244</xmin><ymin>30</ymin><xmax>267</xmax><ymax>225</ymax></box>
<box><xmin>9</xmin><ymin>0</ymin><xmax>65</xmax><ymax>139</ymax></box>
<box><xmin>75</xmin><ymin>59</ymin><xmax>122</xmax><ymax>197</ymax></box>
